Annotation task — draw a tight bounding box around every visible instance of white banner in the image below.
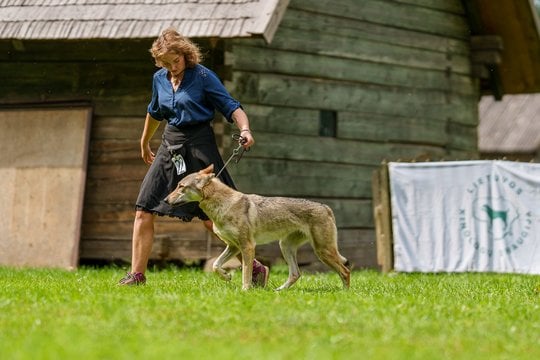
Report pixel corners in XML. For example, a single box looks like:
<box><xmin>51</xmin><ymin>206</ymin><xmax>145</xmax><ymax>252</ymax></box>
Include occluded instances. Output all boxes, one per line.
<box><xmin>389</xmin><ymin>161</ymin><xmax>540</xmax><ymax>274</ymax></box>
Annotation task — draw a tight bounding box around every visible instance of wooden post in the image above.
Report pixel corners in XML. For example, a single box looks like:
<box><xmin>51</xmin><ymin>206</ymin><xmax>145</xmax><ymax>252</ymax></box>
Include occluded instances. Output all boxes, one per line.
<box><xmin>371</xmin><ymin>161</ymin><xmax>394</xmax><ymax>273</ymax></box>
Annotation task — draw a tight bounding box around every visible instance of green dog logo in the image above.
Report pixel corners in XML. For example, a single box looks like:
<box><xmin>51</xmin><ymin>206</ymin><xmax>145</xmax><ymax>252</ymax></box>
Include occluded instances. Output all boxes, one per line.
<box><xmin>482</xmin><ymin>204</ymin><xmax>508</xmax><ymax>228</ymax></box>
<box><xmin>472</xmin><ymin>197</ymin><xmax>518</xmax><ymax>241</ymax></box>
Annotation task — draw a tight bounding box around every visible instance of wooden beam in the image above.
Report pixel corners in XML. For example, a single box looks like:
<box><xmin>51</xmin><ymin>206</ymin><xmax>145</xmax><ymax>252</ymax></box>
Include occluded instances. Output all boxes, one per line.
<box><xmin>469</xmin><ymin>35</ymin><xmax>504</xmax><ymax>99</ymax></box>
<box><xmin>371</xmin><ymin>162</ymin><xmax>394</xmax><ymax>273</ymax></box>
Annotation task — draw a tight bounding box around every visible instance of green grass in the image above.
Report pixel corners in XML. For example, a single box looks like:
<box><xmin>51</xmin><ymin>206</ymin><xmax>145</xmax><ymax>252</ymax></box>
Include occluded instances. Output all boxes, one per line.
<box><xmin>1</xmin><ymin>266</ymin><xmax>539</xmax><ymax>360</ymax></box>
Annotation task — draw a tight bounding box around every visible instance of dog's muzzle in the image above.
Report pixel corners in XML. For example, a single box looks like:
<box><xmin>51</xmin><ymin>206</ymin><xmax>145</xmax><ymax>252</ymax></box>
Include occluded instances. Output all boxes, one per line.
<box><xmin>164</xmin><ymin>195</ymin><xmax>183</xmax><ymax>207</ymax></box>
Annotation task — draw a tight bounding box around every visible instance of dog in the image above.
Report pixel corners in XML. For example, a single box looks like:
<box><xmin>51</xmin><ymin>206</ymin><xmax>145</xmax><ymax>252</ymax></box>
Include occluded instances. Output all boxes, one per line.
<box><xmin>165</xmin><ymin>164</ymin><xmax>350</xmax><ymax>290</ymax></box>
<box><xmin>482</xmin><ymin>205</ymin><xmax>508</xmax><ymax>228</ymax></box>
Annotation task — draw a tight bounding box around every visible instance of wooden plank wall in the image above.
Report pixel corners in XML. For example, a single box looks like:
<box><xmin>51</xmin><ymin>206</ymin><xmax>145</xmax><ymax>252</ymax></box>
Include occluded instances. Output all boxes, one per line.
<box><xmin>225</xmin><ymin>0</ymin><xmax>480</xmax><ymax>269</ymax></box>
<box><xmin>0</xmin><ymin>0</ymin><xmax>481</xmax><ymax>270</ymax></box>
<box><xmin>0</xmin><ymin>39</ymin><xmax>227</xmax><ymax>265</ymax></box>
<box><xmin>0</xmin><ymin>108</ymin><xmax>91</xmax><ymax>269</ymax></box>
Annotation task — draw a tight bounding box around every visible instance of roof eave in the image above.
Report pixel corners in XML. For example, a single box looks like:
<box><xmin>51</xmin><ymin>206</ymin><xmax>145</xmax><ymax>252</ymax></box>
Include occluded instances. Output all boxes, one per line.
<box><xmin>247</xmin><ymin>0</ymin><xmax>289</xmax><ymax>44</ymax></box>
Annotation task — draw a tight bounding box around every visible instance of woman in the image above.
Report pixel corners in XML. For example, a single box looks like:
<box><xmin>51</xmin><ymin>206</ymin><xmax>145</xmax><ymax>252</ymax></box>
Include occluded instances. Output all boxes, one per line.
<box><xmin>118</xmin><ymin>28</ymin><xmax>268</xmax><ymax>286</ymax></box>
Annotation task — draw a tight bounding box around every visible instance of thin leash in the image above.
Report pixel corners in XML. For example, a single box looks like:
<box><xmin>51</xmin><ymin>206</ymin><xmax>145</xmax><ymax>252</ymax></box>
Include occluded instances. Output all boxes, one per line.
<box><xmin>216</xmin><ymin>133</ymin><xmax>249</xmax><ymax>178</ymax></box>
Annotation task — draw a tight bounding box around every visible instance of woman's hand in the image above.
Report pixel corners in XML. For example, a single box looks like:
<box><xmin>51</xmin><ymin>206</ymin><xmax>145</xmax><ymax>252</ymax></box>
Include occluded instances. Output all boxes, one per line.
<box><xmin>231</xmin><ymin>108</ymin><xmax>255</xmax><ymax>149</ymax></box>
<box><xmin>140</xmin><ymin>113</ymin><xmax>160</xmax><ymax>165</ymax></box>
<box><xmin>239</xmin><ymin>129</ymin><xmax>255</xmax><ymax>148</ymax></box>
<box><xmin>141</xmin><ymin>142</ymin><xmax>155</xmax><ymax>165</ymax></box>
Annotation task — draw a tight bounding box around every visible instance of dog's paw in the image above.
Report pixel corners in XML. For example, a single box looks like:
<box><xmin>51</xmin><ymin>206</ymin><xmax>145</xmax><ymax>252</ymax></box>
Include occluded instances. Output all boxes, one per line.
<box><xmin>214</xmin><ymin>269</ymin><xmax>232</xmax><ymax>282</ymax></box>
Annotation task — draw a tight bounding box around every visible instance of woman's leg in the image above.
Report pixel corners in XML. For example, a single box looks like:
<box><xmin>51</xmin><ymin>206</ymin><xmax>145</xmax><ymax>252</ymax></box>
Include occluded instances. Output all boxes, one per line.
<box><xmin>203</xmin><ymin>220</ymin><xmax>269</xmax><ymax>287</ymax></box>
<box><xmin>131</xmin><ymin>210</ymin><xmax>155</xmax><ymax>273</ymax></box>
<box><xmin>119</xmin><ymin>210</ymin><xmax>154</xmax><ymax>285</ymax></box>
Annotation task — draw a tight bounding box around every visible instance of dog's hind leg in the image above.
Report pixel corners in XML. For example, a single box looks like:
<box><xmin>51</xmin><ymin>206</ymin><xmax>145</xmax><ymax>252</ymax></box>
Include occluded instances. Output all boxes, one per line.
<box><xmin>276</xmin><ymin>233</ymin><xmax>305</xmax><ymax>291</ymax></box>
<box><xmin>311</xmin><ymin>225</ymin><xmax>350</xmax><ymax>289</ymax></box>
<box><xmin>213</xmin><ymin>245</ymin><xmax>239</xmax><ymax>281</ymax></box>
<box><xmin>315</xmin><ymin>247</ymin><xmax>351</xmax><ymax>289</ymax></box>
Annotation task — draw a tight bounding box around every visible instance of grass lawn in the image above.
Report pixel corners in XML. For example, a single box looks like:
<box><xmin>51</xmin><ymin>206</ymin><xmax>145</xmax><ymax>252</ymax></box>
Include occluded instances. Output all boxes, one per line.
<box><xmin>1</xmin><ymin>265</ymin><xmax>539</xmax><ymax>359</ymax></box>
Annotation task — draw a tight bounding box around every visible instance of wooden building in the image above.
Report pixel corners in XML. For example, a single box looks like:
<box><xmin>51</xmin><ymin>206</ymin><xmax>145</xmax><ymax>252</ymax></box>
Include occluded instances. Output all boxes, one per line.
<box><xmin>1</xmin><ymin>0</ymin><xmax>539</xmax><ymax>270</ymax></box>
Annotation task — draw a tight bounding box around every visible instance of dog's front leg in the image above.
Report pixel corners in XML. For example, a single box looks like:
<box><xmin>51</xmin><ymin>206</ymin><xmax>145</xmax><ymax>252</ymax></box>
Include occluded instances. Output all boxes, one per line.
<box><xmin>240</xmin><ymin>243</ymin><xmax>255</xmax><ymax>290</ymax></box>
<box><xmin>276</xmin><ymin>239</ymin><xmax>301</xmax><ymax>291</ymax></box>
<box><xmin>213</xmin><ymin>245</ymin><xmax>239</xmax><ymax>281</ymax></box>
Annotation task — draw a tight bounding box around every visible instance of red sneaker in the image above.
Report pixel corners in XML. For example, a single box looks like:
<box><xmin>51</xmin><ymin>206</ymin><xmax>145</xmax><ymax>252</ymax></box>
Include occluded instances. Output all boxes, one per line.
<box><xmin>118</xmin><ymin>272</ymin><xmax>146</xmax><ymax>286</ymax></box>
<box><xmin>252</xmin><ymin>260</ymin><xmax>269</xmax><ymax>288</ymax></box>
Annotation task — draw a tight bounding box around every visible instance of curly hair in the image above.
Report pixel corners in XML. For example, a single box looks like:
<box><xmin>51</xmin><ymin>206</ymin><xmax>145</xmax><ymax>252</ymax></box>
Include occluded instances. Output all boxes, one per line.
<box><xmin>150</xmin><ymin>27</ymin><xmax>202</xmax><ymax>68</ymax></box>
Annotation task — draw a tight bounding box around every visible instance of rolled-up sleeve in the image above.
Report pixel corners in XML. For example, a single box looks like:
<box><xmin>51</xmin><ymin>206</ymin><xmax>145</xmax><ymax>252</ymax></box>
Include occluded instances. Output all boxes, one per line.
<box><xmin>147</xmin><ymin>74</ymin><xmax>164</xmax><ymax>121</ymax></box>
<box><xmin>202</xmin><ymin>69</ymin><xmax>241</xmax><ymax>123</ymax></box>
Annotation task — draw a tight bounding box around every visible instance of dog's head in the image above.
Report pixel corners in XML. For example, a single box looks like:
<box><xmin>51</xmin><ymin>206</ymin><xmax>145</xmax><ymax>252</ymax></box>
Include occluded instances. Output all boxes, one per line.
<box><xmin>164</xmin><ymin>164</ymin><xmax>215</xmax><ymax>207</ymax></box>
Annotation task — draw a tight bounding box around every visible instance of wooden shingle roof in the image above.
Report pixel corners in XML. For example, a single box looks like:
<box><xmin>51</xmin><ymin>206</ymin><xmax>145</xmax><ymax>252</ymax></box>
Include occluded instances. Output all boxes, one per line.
<box><xmin>0</xmin><ymin>0</ymin><xmax>289</xmax><ymax>42</ymax></box>
<box><xmin>478</xmin><ymin>93</ymin><xmax>540</xmax><ymax>153</ymax></box>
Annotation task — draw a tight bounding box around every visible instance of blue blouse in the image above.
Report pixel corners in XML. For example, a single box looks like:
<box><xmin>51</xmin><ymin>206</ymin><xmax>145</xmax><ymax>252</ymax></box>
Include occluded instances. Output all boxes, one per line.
<box><xmin>147</xmin><ymin>64</ymin><xmax>241</xmax><ymax>127</ymax></box>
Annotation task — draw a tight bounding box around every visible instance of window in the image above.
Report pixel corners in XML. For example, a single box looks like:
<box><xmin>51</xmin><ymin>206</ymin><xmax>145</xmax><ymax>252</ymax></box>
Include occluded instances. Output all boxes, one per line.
<box><xmin>319</xmin><ymin>110</ymin><xmax>337</xmax><ymax>137</ymax></box>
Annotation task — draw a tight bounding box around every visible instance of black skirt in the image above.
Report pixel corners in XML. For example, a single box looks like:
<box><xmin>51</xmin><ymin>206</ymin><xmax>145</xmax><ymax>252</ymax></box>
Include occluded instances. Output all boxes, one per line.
<box><xmin>135</xmin><ymin>122</ymin><xmax>236</xmax><ymax>221</ymax></box>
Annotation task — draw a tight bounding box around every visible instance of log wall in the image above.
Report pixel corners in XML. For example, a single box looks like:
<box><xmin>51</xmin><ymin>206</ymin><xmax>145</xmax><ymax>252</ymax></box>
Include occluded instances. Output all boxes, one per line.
<box><xmin>0</xmin><ymin>0</ymin><xmax>480</xmax><ymax>270</ymax></box>
<box><xmin>0</xmin><ymin>39</ymin><xmax>227</xmax><ymax>265</ymax></box>
<box><xmin>225</xmin><ymin>0</ymin><xmax>479</xmax><ymax>268</ymax></box>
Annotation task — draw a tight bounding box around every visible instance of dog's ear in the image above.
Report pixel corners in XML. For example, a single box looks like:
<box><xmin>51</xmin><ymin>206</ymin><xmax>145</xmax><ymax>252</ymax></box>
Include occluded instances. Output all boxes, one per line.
<box><xmin>199</xmin><ymin>164</ymin><xmax>214</xmax><ymax>175</ymax></box>
<box><xmin>201</xmin><ymin>173</ymin><xmax>215</xmax><ymax>186</ymax></box>
<box><xmin>194</xmin><ymin>170</ymin><xmax>215</xmax><ymax>188</ymax></box>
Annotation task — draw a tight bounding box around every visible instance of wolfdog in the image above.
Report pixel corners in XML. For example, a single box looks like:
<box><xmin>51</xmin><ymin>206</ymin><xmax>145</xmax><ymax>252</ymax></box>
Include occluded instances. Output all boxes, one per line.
<box><xmin>165</xmin><ymin>165</ymin><xmax>350</xmax><ymax>290</ymax></box>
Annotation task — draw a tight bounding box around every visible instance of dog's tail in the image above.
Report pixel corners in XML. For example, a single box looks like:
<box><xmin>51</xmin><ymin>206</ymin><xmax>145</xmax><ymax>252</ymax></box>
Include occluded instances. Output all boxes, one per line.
<box><xmin>323</xmin><ymin>204</ymin><xmax>352</xmax><ymax>270</ymax></box>
<box><xmin>322</xmin><ymin>204</ymin><xmax>336</xmax><ymax>222</ymax></box>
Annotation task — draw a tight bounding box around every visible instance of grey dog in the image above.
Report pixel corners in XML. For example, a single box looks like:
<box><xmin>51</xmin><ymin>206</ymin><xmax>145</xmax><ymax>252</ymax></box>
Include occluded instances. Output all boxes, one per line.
<box><xmin>165</xmin><ymin>165</ymin><xmax>350</xmax><ymax>290</ymax></box>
